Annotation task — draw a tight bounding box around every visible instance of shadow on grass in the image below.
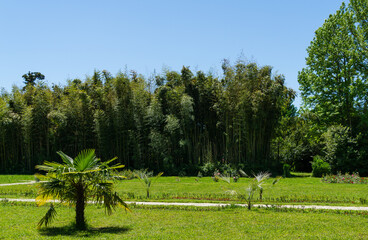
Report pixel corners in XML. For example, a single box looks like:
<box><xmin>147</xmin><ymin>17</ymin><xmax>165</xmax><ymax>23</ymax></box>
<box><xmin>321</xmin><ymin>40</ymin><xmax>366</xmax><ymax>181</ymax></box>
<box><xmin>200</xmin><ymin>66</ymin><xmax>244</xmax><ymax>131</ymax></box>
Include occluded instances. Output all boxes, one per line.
<box><xmin>38</xmin><ymin>225</ymin><xmax>131</xmax><ymax>237</ymax></box>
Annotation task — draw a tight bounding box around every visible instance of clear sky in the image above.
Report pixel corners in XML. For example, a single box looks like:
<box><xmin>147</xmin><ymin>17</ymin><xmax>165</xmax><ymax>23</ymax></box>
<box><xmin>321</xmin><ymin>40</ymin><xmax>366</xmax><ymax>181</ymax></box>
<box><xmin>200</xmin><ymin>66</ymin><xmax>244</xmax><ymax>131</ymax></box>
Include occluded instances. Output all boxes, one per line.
<box><xmin>0</xmin><ymin>0</ymin><xmax>344</xmax><ymax>107</ymax></box>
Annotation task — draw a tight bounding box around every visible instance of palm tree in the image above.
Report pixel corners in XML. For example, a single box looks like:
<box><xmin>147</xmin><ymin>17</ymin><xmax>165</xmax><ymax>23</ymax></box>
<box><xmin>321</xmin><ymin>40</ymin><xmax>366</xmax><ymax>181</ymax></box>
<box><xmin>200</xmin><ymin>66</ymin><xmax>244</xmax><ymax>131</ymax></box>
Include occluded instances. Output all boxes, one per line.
<box><xmin>221</xmin><ymin>171</ymin><xmax>273</xmax><ymax>210</ymax></box>
<box><xmin>245</xmin><ymin>172</ymin><xmax>271</xmax><ymax>209</ymax></box>
<box><xmin>134</xmin><ymin>169</ymin><xmax>163</xmax><ymax>198</ymax></box>
<box><xmin>35</xmin><ymin>149</ymin><xmax>129</xmax><ymax>230</ymax></box>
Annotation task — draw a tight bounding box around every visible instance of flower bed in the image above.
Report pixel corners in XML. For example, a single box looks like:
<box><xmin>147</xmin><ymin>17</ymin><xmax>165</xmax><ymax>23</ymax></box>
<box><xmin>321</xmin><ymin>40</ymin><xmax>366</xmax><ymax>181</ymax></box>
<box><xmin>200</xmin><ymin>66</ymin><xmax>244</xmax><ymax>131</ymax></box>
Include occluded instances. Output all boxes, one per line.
<box><xmin>322</xmin><ymin>172</ymin><xmax>368</xmax><ymax>184</ymax></box>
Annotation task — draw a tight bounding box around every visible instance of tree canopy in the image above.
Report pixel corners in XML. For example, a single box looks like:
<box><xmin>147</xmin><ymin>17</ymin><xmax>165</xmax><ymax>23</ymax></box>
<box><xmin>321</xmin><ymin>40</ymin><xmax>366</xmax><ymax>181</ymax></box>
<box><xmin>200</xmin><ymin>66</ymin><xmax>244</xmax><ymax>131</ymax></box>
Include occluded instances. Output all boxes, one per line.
<box><xmin>0</xmin><ymin>64</ymin><xmax>294</xmax><ymax>175</ymax></box>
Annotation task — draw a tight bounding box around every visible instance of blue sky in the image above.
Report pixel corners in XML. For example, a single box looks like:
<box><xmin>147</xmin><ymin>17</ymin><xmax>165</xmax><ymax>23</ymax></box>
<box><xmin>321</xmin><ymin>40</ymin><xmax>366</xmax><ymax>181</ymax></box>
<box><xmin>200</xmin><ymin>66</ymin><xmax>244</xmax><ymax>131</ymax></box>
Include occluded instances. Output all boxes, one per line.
<box><xmin>0</xmin><ymin>0</ymin><xmax>344</xmax><ymax>107</ymax></box>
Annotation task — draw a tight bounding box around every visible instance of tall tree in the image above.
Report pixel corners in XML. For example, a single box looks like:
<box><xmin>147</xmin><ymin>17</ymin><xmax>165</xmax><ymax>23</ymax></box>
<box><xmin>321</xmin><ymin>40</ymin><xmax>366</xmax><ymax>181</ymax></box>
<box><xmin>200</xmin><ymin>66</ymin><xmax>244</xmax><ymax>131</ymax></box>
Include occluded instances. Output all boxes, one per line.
<box><xmin>298</xmin><ymin>2</ymin><xmax>368</xmax><ymax>129</ymax></box>
<box><xmin>22</xmin><ymin>72</ymin><xmax>45</xmax><ymax>87</ymax></box>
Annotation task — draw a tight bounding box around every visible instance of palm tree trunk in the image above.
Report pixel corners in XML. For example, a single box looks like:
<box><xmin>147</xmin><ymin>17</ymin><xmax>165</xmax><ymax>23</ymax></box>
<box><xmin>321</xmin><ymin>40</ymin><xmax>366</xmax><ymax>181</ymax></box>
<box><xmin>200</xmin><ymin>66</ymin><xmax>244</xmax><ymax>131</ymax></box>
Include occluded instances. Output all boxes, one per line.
<box><xmin>75</xmin><ymin>183</ymin><xmax>86</xmax><ymax>230</ymax></box>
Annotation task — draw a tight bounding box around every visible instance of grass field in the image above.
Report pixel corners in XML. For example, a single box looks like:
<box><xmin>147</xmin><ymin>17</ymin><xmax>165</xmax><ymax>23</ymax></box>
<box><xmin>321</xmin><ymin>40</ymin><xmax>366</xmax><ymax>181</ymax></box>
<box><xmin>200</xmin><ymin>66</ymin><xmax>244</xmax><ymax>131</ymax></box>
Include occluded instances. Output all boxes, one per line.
<box><xmin>0</xmin><ymin>175</ymin><xmax>35</xmax><ymax>184</ymax></box>
<box><xmin>2</xmin><ymin>174</ymin><xmax>368</xmax><ymax>239</ymax></box>
<box><xmin>1</xmin><ymin>202</ymin><xmax>368</xmax><ymax>239</ymax></box>
<box><xmin>1</xmin><ymin>175</ymin><xmax>368</xmax><ymax>206</ymax></box>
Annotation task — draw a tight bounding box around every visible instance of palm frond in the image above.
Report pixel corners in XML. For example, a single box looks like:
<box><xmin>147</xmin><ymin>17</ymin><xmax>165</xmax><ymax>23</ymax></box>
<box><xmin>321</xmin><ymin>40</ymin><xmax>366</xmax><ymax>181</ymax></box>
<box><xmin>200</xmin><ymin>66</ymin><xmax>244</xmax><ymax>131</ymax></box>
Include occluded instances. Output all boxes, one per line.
<box><xmin>152</xmin><ymin>172</ymin><xmax>164</xmax><ymax>184</ymax></box>
<box><xmin>220</xmin><ymin>173</ymin><xmax>231</xmax><ymax>184</ymax></box>
<box><xmin>36</xmin><ymin>161</ymin><xmax>63</xmax><ymax>171</ymax></box>
<box><xmin>239</xmin><ymin>169</ymin><xmax>248</xmax><ymax>177</ymax></box>
<box><xmin>37</xmin><ymin>178</ymin><xmax>68</xmax><ymax>203</ymax></box>
<box><xmin>254</xmin><ymin>171</ymin><xmax>271</xmax><ymax>183</ymax></box>
<box><xmin>37</xmin><ymin>204</ymin><xmax>57</xmax><ymax>229</ymax></box>
<box><xmin>56</xmin><ymin>151</ymin><xmax>74</xmax><ymax>167</ymax></box>
<box><xmin>74</xmin><ymin>149</ymin><xmax>99</xmax><ymax>172</ymax></box>
<box><xmin>34</xmin><ymin>173</ymin><xmax>47</xmax><ymax>180</ymax></box>
<box><xmin>92</xmin><ymin>182</ymin><xmax>130</xmax><ymax>215</ymax></box>
<box><xmin>272</xmin><ymin>176</ymin><xmax>282</xmax><ymax>185</ymax></box>
<box><xmin>114</xmin><ymin>192</ymin><xmax>131</xmax><ymax>212</ymax></box>
<box><xmin>35</xmin><ymin>194</ymin><xmax>54</xmax><ymax>206</ymax></box>
<box><xmin>99</xmin><ymin>157</ymin><xmax>119</xmax><ymax>168</ymax></box>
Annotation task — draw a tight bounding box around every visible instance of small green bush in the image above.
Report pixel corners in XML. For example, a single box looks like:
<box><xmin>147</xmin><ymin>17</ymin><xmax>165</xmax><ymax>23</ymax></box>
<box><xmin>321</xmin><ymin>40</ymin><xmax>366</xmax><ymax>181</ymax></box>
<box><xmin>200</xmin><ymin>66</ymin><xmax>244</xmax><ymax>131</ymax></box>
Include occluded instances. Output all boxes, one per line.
<box><xmin>200</xmin><ymin>162</ymin><xmax>216</xmax><ymax>176</ymax></box>
<box><xmin>283</xmin><ymin>164</ymin><xmax>291</xmax><ymax>178</ymax></box>
<box><xmin>311</xmin><ymin>156</ymin><xmax>331</xmax><ymax>177</ymax></box>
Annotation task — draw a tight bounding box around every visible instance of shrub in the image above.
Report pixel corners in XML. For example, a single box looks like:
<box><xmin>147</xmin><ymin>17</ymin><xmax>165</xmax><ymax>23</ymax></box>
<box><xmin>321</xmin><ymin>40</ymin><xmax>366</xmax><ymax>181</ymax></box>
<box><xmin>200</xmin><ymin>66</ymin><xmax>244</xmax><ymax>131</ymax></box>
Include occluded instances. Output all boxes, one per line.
<box><xmin>323</xmin><ymin>172</ymin><xmax>368</xmax><ymax>184</ymax></box>
<box><xmin>322</xmin><ymin>125</ymin><xmax>359</xmax><ymax>173</ymax></box>
<box><xmin>283</xmin><ymin>164</ymin><xmax>291</xmax><ymax>178</ymax></box>
<box><xmin>200</xmin><ymin>162</ymin><xmax>216</xmax><ymax>176</ymax></box>
<box><xmin>232</xmin><ymin>175</ymin><xmax>239</xmax><ymax>182</ymax></box>
<box><xmin>212</xmin><ymin>169</ymin><xmax>221</xmax><ymax>182</ymax></box>
<box><xmin>311</xmin><ymin>155</ymin><xmax>331</xmax><ymax>177</ymax></box>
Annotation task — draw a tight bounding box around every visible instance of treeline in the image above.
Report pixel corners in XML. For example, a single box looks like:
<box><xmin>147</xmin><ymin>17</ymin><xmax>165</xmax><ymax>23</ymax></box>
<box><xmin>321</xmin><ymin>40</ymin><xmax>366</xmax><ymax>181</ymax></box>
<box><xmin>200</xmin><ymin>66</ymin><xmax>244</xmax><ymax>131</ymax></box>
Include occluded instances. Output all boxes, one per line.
<box><xmin>0</xmin><ymin>61</ymin><xmax>294</xmax><ymax>174</ymax></box>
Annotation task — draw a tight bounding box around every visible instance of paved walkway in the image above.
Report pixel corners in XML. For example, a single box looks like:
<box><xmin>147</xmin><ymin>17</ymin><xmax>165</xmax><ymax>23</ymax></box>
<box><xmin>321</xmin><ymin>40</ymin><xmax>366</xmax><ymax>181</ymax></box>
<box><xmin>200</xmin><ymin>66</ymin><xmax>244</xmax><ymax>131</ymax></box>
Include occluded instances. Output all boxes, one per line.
<box><xmin>1</xmin><ymin>198</ymin><xmax>368</xmax><ymax>211</ymax></box>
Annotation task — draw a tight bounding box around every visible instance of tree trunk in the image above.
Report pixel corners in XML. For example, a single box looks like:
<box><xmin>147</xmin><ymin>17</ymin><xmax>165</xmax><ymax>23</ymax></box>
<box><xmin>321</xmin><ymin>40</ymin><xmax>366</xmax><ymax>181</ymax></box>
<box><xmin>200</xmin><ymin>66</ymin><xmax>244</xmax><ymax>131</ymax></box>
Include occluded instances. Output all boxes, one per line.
<box><xmin>146</xmin><ymin>188</ymin><xmax>150</xmax><ymax>198</ymax></box>
<box><xmin>75</xmin><ymin>183</ymin><xmax>86</xmax><ymax>230</ymax></box>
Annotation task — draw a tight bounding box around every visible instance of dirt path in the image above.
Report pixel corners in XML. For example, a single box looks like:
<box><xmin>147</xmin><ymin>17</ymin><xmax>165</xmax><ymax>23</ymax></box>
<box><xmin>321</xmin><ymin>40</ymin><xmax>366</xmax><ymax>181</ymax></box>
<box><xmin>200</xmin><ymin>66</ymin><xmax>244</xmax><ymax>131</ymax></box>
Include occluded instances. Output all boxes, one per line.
<box><xmin>1</xmin><ymin>198</ymin><xmax>368</xmax><ymax>211</ymax></box>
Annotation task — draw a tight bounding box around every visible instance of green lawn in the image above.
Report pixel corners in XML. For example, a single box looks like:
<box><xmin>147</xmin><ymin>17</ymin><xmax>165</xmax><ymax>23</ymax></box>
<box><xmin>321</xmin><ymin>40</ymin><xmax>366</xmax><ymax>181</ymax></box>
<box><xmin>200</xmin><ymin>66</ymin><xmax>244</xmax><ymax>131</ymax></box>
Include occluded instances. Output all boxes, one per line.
<box><xmin>1</xmin><ymin>202</ymin><xmax>368</xmax><ymax>239</ymax></box>
<box><xmin>0</xmin><ymin>175</ymin><xmax>35</xmax><ymax>184</ymax></box>
<box><xmin>115</xmin><ymin>176</ymin><xmax>368</xmax><ymax>205</ymax></box>
<box><xmin>1</xmin><ymin>175</ymin><xmax>368</xmax><ymax>206</ymax></box>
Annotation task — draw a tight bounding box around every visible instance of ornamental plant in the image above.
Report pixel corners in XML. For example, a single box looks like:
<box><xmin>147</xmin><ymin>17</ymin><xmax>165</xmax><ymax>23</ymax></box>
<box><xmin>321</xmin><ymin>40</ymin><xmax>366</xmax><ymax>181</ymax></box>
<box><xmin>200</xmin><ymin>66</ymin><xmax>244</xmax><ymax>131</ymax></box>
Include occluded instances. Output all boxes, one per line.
<box><xmin>311</xmin><ymin>155</ymin><xmax>331</xmax><ymax>177</ymax></box>
<box><xmin>323</xmin><ymin>172</ymin><xmax>368</xmax><ymax>184</ymax></box>
<box><xmin>35</xmin><ymin>149</ymin><xmax>129</xmax><ymax>230</ymax></box>
<box><xmin>134</xmin><ymin>169</ymin><xmax>163</xmax><ymax>198</ymax></box>
<box><xmin>221</xmin><ymin>171</ymin><xmax>280</xmax><ymax>209</ymax></box>
<box><xmin>212</xmin><ymin>169</ymin><xmax>221</xmax><ymax>182</ymax></box>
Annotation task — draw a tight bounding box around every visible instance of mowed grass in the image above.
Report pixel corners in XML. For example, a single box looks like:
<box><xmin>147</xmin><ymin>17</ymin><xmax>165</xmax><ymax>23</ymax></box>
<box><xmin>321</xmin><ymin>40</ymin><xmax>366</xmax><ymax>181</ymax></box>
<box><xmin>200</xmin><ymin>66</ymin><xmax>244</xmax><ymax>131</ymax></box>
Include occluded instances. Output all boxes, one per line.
<box><xmin>1</xmin><ymin>202</ymin><xmax>368</xmax><ymax>239</ymax></box>
<box><xmin>116</xmin><ymin>176</ymin><xmax>368</xmax><ymax>205</ymax></box>
<box><xmin>0</xmin><ymin>175</ymin><xmax>35</xmax><ymax>184</ymax></box>
<box><xmin>1</xmin><ymin>175</ymin><xmax>368</xmax><ymax>205</ymax></box>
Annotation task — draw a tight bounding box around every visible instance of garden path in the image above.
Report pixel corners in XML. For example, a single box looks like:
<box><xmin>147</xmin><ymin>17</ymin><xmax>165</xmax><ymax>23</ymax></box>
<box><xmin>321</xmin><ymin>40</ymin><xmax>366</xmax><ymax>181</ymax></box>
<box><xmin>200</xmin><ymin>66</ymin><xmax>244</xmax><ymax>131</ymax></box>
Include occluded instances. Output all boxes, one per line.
<box><xmin>0</xmin><ymin>181</ymin><xmax>45</xmax><ymax>186</ymax></box>
<box><xmin>1</xmin><ymin>198</ymin><xmax>368</xmax><ymax>211</ymax></box>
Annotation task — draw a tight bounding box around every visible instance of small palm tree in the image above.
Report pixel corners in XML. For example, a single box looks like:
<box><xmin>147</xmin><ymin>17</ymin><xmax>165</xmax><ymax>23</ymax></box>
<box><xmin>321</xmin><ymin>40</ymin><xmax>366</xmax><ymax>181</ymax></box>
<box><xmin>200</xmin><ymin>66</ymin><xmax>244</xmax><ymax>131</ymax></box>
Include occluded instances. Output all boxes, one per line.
<box><xmin>245</xmin><ymin>172</ymin><xmax>271</xmax><ymax>209</ymax></box>
<box><xmin>134</xmin><ymin>169</ymin><xmax>163</xmax><ymax>198</ymax></box>
<box><xmin>35</xmin><ymin>149</ymin><xmax>129</xmax><ymax>230</ymax></box>
<box><xmin>221</xmin><ymin>171</ymin><xmax>275</xmax><ymax>210</ymax></box>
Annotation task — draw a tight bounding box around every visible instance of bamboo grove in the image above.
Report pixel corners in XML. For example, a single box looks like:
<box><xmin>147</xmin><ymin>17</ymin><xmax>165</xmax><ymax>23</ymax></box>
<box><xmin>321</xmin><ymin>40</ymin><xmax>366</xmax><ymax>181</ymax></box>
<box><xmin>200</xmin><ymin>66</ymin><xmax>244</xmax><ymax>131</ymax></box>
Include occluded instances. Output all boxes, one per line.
<box><xmin>0</xmin><ymin>61</ymin><xmax>295</xmax><ymax>174</ymax></box>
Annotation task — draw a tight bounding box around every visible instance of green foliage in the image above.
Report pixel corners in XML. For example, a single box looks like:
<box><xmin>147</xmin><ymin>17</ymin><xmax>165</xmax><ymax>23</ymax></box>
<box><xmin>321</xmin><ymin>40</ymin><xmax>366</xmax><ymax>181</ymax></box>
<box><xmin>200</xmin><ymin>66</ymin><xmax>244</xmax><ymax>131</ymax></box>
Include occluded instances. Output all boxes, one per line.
<box><xmin>0</xmin><ymin>61</ymin><xmax>292</xmax><ymax>174</ymax></box>
<box><xmin>134</xmin><ymin>169</ymin><xmax>163</xmax><ymax>198</ymax></box>
<box><xmin>272</xmin><ymin>110</ymin><xmax>322</xmax><ymax>172</ymax></box>
<box><xmin>323</xmin><ymin>172</ymin><xmax>368</xmax><ymax>184</ymax></box>
<box><xmin>322</xmin><ymin>125</ymin><xmax>359</xmax><ymax>173</ymax></box>
<box><xmin>298</xmin><ymin>2</ymin><xmax>366</xmax><ymax>127</ymax></box>
<box><xmin>35</xmin><ymin>149</ymin><xmax>129</xmax><ymax>230</ymax></box>
<box><xmin>311</xmin><ymin>156</ymin><xmax>331</xmax><ymax>177</ymax></box>
<box><xmin>200</xmin><ymin>162</ymin><xmax>216</xmax><ymax>176</ymax></box>
<box><xmin>220</xmin><ymin>172</ymin><xmax>272</xmax><ymax>209</ymax></box>
<box><xmin>283</xmin><ymin>164</ymin><xmax>291</xmax><ymax>178</ymax></box>
<box><xmin>22</xmin><ymin>71</ymin><xmax>45</xmax><ymax>87</ymax></box>
<box><xmin>244</xmin><ymin>172</ymin><xmax>271</xmax><ymax>209</ymax></box>
<box><xmin>37</xmin><ymin>203</ymin><xmax>57</xmax><ymax>228</ymax></box>
<box><xmin>294</xmin><ymin>0</ymin><xmax>368</xmax><ymax>175</ymax></box>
